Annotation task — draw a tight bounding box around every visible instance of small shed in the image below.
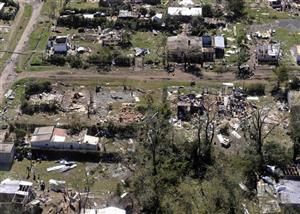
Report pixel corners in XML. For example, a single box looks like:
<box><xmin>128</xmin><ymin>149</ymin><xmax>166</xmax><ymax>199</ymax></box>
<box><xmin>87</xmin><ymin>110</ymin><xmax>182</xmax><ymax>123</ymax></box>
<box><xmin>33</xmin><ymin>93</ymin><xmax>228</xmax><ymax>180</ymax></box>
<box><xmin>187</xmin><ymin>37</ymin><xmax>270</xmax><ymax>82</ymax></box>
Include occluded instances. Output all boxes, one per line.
<box><xmin>0</xmin><ymin>143</ymin><xmax>15</xmax><ymax>169</ymax></box>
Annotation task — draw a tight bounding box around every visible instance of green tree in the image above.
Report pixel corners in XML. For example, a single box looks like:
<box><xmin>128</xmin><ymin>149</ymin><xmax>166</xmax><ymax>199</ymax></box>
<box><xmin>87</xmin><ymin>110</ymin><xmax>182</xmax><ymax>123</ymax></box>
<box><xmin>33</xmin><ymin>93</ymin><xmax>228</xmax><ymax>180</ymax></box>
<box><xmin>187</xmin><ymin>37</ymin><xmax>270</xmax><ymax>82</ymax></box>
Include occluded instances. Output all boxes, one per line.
<box><xmin>273</xmin><ymin>65</ymin><xmax>288</xmax><ymax>88</ymax></box>
<box><xmin>202</xmin><ymin>4</ymin><xmax>213</xmax><ymax>18</ymax></box>
<box><xmin>290</xmin><ymin>105</ymin><xmax>300</xmax><ymax>160</ymax></box>
<box><xmin>226</xmin><ymin>0</ymin><xmax>245</xmax><ymax>19</ymax></box>
<box><xmin>263</xmin><ymin>141</ymin><xmax>292</xmax><ymax>168</ymax></box>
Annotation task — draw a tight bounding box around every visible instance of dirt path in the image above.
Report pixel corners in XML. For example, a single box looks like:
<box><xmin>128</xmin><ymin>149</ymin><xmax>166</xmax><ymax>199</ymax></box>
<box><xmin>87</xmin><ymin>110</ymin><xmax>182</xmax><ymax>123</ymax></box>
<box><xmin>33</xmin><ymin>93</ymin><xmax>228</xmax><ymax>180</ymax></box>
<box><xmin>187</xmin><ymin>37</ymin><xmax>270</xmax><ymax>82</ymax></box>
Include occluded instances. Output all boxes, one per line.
<box><xmin>17</xmin><ymin>67</ymin><xmax>274</xmax><ymax>83</ymax></box>
<box><xmin>0</xmin><ymin>0</ymin><xmax>43</xmax><ymax>100</ymax></box>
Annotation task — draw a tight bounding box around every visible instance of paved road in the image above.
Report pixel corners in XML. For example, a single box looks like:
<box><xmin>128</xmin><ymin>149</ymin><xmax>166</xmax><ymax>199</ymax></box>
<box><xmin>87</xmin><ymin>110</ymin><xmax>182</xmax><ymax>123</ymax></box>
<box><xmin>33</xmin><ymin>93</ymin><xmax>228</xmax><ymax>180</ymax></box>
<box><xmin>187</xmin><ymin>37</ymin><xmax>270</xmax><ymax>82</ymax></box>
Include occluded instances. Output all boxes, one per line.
<box><xmin>0</xmin><ymin>0</ymin><xmax>43</xmax><ymax>100</ymax></box>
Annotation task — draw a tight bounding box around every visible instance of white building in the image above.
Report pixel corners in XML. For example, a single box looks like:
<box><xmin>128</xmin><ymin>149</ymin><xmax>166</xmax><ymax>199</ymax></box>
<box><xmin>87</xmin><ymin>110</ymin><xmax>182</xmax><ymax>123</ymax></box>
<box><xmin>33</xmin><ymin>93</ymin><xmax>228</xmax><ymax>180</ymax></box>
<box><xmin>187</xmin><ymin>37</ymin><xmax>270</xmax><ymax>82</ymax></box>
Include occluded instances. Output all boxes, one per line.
<box><xmin>167</xmin><ymin>7</ymin><xmax>202</xmax><ymax>17</ymax></box>
<box><xmin>30</xmin><ymin>126</ymin><xmax>99</xmax><ymax>151</ymax></box>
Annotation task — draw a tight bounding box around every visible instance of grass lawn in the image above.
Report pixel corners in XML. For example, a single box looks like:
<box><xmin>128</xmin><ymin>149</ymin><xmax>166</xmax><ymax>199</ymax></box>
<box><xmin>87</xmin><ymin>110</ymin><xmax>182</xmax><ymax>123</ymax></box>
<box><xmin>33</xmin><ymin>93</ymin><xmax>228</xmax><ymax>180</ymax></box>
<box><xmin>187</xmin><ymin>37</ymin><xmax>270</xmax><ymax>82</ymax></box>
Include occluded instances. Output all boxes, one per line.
<box><xmin>273</xmin><ymin>28</ymin><xmax>300</xmax><ymax>64</ymax></box>
<box><xmin>130</xmin><ymin>31</ymin><xmax>166</xmax><ymax>64</ymax></box>
<box><xmin>0</xmin><ymin>160</ymin><xmax>119</xmax><ymax>193</ymax></box>
<box><xmin>17</xmin><ymin>0</ymin><xmax>65</xmax><ymax>72</ymax></box>
<box><xmin>66</xmin><ymin>0</ymin><xmax>99</xmax><ymax>9</ymax></box>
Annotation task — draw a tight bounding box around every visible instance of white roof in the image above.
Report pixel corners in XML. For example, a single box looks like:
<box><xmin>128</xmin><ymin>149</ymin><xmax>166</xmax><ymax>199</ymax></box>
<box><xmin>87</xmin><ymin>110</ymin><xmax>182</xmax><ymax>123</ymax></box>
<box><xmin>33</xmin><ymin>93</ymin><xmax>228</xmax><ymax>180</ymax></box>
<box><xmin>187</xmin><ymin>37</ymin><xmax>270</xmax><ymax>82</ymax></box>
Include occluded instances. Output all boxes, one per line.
<box><xmin>83</xmin><ymin>135</ymin><xmax>99</xmax><ymax>145</ymax></box>
<box><xmin>81</xmin><ymin>207</ymin><xmax>126</xmax><ymax>214</ymax></box>
<box><xmin>0</xmin><ymin>3</ymin><xmax>5</xmax><ymax>11</ymax></box>
<box><xmin>178</xmin><ymin>0</ymin><xmax>194</xmax><ymax>6</ymax></box>
<box><xmin>51</xmin><ymin>135</ymin><xmax>66</xmax><ymax>142</ymax></box>
<box><xmin>0</xmin><ymin>179</ymin><xmax>32</xmax><ymax>194</ymax></box>
<box><xmin>83</xmin><ymin>14</ymin><xmax>94</xmax><ymax>19</ymax></box>
<box><xmin>168</xmin><ymin>7</ymin><xmax>202</xmax><ymax>16</ymax></box>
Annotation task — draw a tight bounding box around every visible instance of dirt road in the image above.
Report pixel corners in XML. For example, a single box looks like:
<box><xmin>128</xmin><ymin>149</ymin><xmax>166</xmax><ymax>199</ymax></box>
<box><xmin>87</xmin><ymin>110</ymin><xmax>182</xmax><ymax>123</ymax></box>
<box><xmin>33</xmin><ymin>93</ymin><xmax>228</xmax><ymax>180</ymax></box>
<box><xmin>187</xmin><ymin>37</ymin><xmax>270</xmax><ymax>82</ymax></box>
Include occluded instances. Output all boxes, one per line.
<box><xmin>0</xmin><ymin>0</ymin><xmax>43</xmax><ymax>99</ymax></box>
<box><xmin>17</xmin><ymin>66</ymin><xmax>274</xmax><ymax>84</ymax></box>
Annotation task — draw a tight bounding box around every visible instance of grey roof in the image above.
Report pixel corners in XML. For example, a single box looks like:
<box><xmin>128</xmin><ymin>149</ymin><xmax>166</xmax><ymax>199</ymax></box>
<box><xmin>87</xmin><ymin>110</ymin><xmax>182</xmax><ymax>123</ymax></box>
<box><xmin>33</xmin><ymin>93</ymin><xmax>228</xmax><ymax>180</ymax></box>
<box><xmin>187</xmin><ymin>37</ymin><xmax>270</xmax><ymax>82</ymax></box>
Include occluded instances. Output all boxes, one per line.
<box><xmin>53</xmin><ymin>43</ymin><xmax>68</xmax><ymax>53</ymax></box>
<box><xmin>277</xmin><ymin>179</ymin><xmax>300</xmax><ymax>205</ymax></box>
<box><xmin>214</xmin><ymin>36</ymin><xmax>225</xmax><ymax>49</ymax></box>
<box><xmin>33</xmin><ymin>126</ymin><xmax>54</xmax><ymax>135</ymax></box>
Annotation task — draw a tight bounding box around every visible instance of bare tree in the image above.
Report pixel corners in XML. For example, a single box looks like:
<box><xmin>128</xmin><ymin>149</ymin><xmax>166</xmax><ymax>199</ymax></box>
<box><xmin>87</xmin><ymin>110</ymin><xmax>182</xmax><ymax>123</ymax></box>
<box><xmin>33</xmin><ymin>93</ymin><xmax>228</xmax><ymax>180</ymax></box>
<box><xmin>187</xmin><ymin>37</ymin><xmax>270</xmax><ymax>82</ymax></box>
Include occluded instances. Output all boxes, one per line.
<box><xmin>191</xmin><ymin>99</ymin><xmax>217</xmax><ymax>177</ymax></box>
<box><xmin>246</xmin><ymin>107</ymin><xmax>281</xmax><ymax>171</ymax></box>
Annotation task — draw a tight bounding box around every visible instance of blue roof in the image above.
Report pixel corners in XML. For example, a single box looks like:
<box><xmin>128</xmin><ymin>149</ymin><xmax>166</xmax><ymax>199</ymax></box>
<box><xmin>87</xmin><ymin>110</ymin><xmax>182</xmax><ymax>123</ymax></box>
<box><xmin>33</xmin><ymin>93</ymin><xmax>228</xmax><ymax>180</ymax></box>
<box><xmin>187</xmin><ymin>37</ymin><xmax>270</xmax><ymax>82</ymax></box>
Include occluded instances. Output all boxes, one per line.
<box><xmin>214</xmin><ymin>36</ymin><xmax>225</xmax><ymax>48</ymax></box>
<box><xmin>202</xmin><ymin>36</ymin><xmax>212</xmax><ymax>48</ymax></box>
<box><xmin>53</xmin><ymin>43</ymin><xmax>68</xmax><ymax>53</ymax></box>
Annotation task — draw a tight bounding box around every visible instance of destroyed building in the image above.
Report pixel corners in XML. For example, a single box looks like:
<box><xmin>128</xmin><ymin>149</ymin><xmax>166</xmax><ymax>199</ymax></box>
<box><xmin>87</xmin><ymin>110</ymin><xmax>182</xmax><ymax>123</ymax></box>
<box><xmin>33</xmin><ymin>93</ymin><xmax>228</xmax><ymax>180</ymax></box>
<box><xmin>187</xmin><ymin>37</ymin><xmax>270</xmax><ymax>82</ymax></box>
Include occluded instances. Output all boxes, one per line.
<box><xmin>256</xmin><ymin>43</ymin><xmax>280</xmax><ymax>64</ymax></box>
<box><xmin>177</xmin><ymin>94</ymin><xmax>204</xmax><ymax>121</ymax></box>
<box><xmin>100</xmin><ymin>30</ymin><xmax>123</xmax><ymax>47</ymax></box>
<box><xmin>30</xmin><ymin>126</ymin><xmax>100</xmax><ymax>152</ymax></box>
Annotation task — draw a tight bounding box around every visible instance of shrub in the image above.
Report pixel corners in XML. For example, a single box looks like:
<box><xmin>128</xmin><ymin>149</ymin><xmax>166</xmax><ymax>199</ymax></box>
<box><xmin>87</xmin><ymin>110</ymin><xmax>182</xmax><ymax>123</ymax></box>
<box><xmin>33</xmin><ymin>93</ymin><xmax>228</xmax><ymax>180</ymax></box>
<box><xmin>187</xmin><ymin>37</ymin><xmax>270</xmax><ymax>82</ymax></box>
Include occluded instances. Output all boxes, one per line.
<box><xmin>244</xmin><ymin>83</ymin><xmax>265</xmax><ymax>96</ymax></box>
<box><xmin>67</xmin><ymin>55</ymin><xmax>83</xmax><ymax>68</ymax></box>
<box><xmin>25</xmin><ymin>81</ymin><xmax>52</xmax><ymax>96</ymax></box>
<box><xmin>48</xmin><ymin>55</ymin><xmax>66</xmax><ymax>66</ymax></box>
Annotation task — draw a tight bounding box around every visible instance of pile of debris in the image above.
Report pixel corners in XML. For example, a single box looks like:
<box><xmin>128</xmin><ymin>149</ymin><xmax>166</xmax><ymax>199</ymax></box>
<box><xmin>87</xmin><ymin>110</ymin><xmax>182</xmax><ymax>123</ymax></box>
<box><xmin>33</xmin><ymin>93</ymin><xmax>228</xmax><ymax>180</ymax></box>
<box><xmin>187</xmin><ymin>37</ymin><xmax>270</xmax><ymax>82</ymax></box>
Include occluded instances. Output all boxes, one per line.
<box><xmin>118</xmin><ymin>106</ymin><xmax>143</xmax><ymax>124</ymax></box>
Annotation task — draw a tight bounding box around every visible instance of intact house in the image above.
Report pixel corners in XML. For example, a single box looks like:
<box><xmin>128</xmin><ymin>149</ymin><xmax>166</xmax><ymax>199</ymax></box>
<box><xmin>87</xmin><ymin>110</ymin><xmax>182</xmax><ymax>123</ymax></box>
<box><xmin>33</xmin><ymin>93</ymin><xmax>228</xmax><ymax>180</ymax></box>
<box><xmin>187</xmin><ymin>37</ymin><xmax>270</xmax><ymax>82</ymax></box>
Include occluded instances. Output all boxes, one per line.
<box><xmin>0</xmin><ymin>143</ymin><xmax>15</xmax><ymax>170</ymax></box>
<box><xmin>256</xmin><ymin>43</ymin><xmax>280</xmax><ymax>65</ymax></box>
<box><xmin>47</xmin><ymin>36</ymin><xmax>71</xmax><ymax>55</ymax></box>
<box><xmin>0</xmin><ymin>178</ymin><xmax>34</xmax><ymax>206</ymax></box>
<box><xmin>29</xmin><ymin>126</ymin><xmax>100</xmax><ymax>152</ymax></box>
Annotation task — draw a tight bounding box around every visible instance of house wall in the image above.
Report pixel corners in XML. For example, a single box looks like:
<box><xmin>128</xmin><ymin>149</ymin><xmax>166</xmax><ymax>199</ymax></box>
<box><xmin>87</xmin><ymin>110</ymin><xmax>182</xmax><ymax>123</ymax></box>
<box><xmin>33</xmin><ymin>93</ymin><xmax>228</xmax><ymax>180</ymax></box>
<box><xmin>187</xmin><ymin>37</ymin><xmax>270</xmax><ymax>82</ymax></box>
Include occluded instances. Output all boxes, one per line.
<box><xmin>31</xmin><ymin>140</ymin><xmax>97</xmax><ymax>151</ymax></box>
<box><xmin>0</xmin><ymin>146</ymin><xmax>15</xmax><ymax>166</ymax></box>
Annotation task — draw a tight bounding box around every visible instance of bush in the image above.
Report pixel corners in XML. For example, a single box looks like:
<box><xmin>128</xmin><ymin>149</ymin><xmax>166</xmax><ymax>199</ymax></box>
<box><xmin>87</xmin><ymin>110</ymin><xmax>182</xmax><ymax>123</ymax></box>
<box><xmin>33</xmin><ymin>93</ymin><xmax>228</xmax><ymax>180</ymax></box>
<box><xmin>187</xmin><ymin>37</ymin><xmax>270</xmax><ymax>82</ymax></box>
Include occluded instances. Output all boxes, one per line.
<box><xmin>25</xmin><ymin>81</ymin><xmax>52</xmax><ymax>96</ymax></box>
<box><xmin>114</xmin><ymin>55</ymin><xmax>132</xmax><ymax>67</ymax></box>
<box><xmin>244</xmin><ymin>83</ymin><xmax>265</xmax><ymax>96</ymax></box>
<box><xmin>67</xmin><ymin>55</ymin><xmax>83</xmax><ymax>68</ymax></box>
<box><xmin>48</xmin><ymin>55</ymin><xmax>66</xmax><ymax>66</ymax></box>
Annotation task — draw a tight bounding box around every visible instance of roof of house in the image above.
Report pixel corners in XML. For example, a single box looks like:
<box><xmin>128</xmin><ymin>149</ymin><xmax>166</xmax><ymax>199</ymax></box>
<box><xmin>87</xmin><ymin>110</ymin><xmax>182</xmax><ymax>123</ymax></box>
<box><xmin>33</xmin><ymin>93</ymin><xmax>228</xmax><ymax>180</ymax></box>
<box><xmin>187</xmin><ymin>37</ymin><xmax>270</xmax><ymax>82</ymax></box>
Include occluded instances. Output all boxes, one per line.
<box><xmin>214</xmin><ymin>36</ymin><xmax>225</xmax><ymax>48</ymax></box>
<box><xmin>178</xmin><ymin>0</ymin><xmax>195</xmax><ymax>6</ymax></box>
<box><xmin>167</xmin><ymin>7</ymin><xmax>202</xmax><ymax>16</ymax></box>
<box><xmin>277</xmin><ymin>179</ymin><xmax>300</xmax><ymax>205</ymax></box>
<box><xmin>296</xmin><ymin>45</ymin><xmax>300</xmax><ymax>55</ymax></box>
<box><xmin>31</xmin><ymin>133</ymin><xmax>52</xmax><ymax>143</ymax></box>
<box><xmin>0</xmin><ymin>2</ymin><xmax>5</xmax><ymax>11</ymax></box>
<box><xmin>0</xmin><ymin>143</ymin><xmax>14</xmax><ymax>154</ymax></box>
<box><xmin>33</xmin><ymin>126</ymin><xmax>54</xmax><ymax>135</ymax></box>
<box><xmin>118</xmin><ymin>10</ymin><xmax>138</xmax><ymax>18</ymax></box>
<box><xmin>53</xmin><ymin>43</ymin><xmax>68</xmax><ymax>53</ymax></box>
<box><xmin>256</xmin><ymin>43</ymin><xmax>280</xmax><ymax>56</ymax></box>
<box><xmin>202</xmin><ymin>36</ymin><xmax>212</xmax><ymax>48</ymax></box>
<box><xmin>0</xmin><ymin>178</ymin><xmax>32</xmax><ymax>195</ymax></box>
<box><xmin>82</xmin><ymin>135</ymin><xmax>99</xmax><ymax>145</ymax></box>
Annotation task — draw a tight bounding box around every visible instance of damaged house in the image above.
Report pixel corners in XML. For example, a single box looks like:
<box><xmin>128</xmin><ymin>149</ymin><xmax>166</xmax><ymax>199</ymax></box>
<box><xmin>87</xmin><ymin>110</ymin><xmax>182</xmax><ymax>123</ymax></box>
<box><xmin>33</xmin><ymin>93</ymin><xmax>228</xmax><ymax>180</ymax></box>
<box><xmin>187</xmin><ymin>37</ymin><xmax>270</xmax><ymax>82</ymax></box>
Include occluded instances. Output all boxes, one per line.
<box><xmin>256</xmin><ymin>43</ymin><xmax>280</xmax><ymax>64</ymax></box>
<box><xmin>167</xmin><ymin>35</ymin><xmax>202</xmax><ymax>64</ymax></box>
<box><xmin>30</xmin><ymin>126</ymin><xmax>100</xmax><ymax>152</ymax></box>
<box><xmin>167</xmin><ymin>35</ymin><xmax>226</xmax><ymax>64</ymax></box>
